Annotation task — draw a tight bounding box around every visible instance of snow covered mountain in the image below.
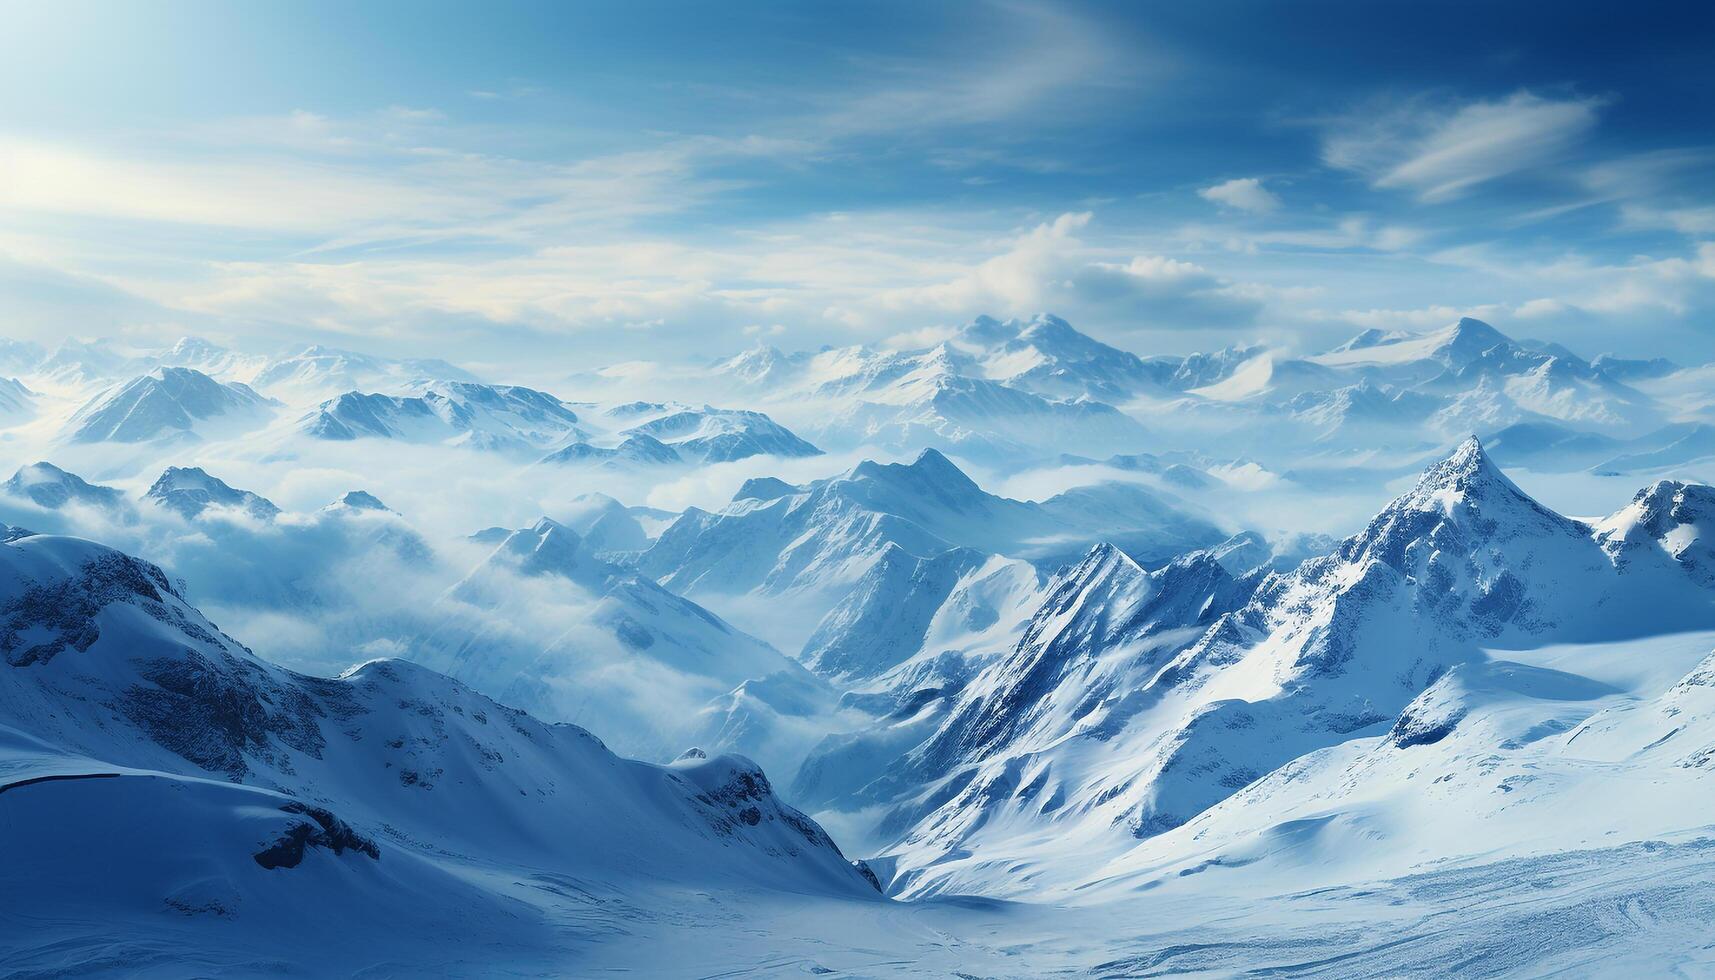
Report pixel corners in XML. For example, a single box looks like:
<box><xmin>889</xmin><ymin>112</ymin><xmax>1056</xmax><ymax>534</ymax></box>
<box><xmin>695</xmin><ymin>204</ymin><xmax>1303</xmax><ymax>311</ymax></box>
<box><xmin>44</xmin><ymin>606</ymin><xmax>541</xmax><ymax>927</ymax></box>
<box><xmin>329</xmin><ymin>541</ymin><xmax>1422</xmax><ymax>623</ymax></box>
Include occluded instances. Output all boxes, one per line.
<box><xmin>144</xmin><ymin>466</ymin><xmax>281</xmax><ymax>521</ymax></box>
<box><xmin>149</xmin><ymin>335</ymin><xmax>271</xmax><ymax>382</ymax></box>
<box><xmin>699</xmin><ymin>312</ymin><xmax>1707</xmax><ymax>475</ymax></box>
<box><xmin>250</xmin><ymin>343</ymin><xmax>479</xmax><ymax>399</ymax></box>
<box><xmin>941</xmin><ymin>313</ymin><xmax>1167</xmax><ymax>401</ymax></box>
<box><xmin>300</xmin><ymin>381</ymin><xmax>585</xmax><ymax>453</ymax></box>
<box><xmin>1306</xmin><ymin>317</ymin><xmax>1663</xmax><ymax>433</ymax></box>
<box><xmin>31</xmin><ymin>338</ymin><xmax>133</xmax><ymax>388</ymax></box>
<box><xmin>3</xmin><ymin>462</ymin><xmax>128</xmax><ymax>513</ymax></box>
<box><xmin>1484</xmin><ymin>418</ymin><xmax>1715</xmax><ymax>475</ymax></box>
<box><xmin>0</xmin><ymin>339</ymin><xmax>44</xmax><ymax>375</ymax></box>
<box><xmin>637</xmin><ymin>449</ymin><xmax>1225</xmax><ymax>648</ymax></box>
<box><xmin>618</xmin><ymin>403</ymin><xmax>823</xmax><ymax>463</ymax></box>
<box><xmin>539</xmin><ymin>431</ymin><xmax>685</xmax><ymax>465</ymax></box>
<box><xmin>1310</xmin><ymin>316</ymin><xmax>1525</xmax><ymax>377</ymax></box>
<box><xmin>2</xmin><ymin>308</ymin><xmax>1713</xmax><ymax>974</ymax></box>
<box><xmin>716</xmin><ymin>330</ymin><xmax>1149</xmax><ymax>463</ymax></box>
<box><xmin>552</xmin><ymin>492</ymin><xmax>676</xmax><ymax>556</ymax></box>
<box><xmin>1282</xmin><ymin>378</ymin><xmax>1442</xmax><ymax>441</ymax></box>
<box><xmin>538</xmin><ymin>402</ymin><xmax>822</xmax><ymax>467</ymax></box>
<box><xmin>64</xmin><ymin>367</ymin><xmax>275</xmax><ymax>444</ymax></box>
<box><xmin>1055</xmin><ymin>482</ymin><xmax>1715</xmax><ymax>905</ymax></box>
<box><xmin>0</xmin><ymin>376</ymin><xmax>33</xmax><ymax>421</ymax></box>
<box><xmin>0</xmin><ymin>529</ymin><xmax>878</xmax><ymax>972</ymax></box>
<box><xmin>414</xmin><ymin>517</ymin><xmax>842</xmax><ymax>775</ymax></box>
<box><xmin>814</xmin><ymin>439</ymin><xmax>1715</xmax><ymax>897</ymax></box>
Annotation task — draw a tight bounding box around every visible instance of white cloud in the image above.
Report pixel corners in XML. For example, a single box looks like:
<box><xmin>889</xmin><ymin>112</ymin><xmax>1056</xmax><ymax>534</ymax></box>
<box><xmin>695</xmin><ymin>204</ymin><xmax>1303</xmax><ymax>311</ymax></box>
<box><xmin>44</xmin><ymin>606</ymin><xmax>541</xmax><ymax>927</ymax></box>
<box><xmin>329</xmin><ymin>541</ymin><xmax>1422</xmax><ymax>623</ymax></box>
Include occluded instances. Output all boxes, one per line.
<box><xmin>1324</xmin><ymin>91</ymin><xmax>1603</xmax><ymax>201</ymax></box>
<box><xmin>1198</xmin><ymin>177</ymin><xmax>1281</xmax><ymax>213</ymax></box>
<box><xmin>875</xmin><ymin>212</ymin><xmax>1260</xmax><ymax>330</ymax></box>
<box><xmin>1620</xmin><ymin>204</ymin><xmax>1715</xmax><ymax>235</ymax></box>
<box><xmin>1513</xmin><ymin>297</ymin><xmax>1566</xmax><ymax>319</ymax></box>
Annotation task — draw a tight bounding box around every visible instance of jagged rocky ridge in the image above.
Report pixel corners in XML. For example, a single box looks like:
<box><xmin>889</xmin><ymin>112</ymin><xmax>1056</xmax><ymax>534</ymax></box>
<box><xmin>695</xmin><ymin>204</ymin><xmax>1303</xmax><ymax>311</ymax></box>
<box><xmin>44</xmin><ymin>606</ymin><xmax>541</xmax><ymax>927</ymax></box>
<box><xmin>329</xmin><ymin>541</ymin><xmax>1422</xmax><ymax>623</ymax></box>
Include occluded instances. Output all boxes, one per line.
<box><xmin>794</xmin><ymin>439</ymin><xmax>1715</xmax><ymax>896</ymax></box>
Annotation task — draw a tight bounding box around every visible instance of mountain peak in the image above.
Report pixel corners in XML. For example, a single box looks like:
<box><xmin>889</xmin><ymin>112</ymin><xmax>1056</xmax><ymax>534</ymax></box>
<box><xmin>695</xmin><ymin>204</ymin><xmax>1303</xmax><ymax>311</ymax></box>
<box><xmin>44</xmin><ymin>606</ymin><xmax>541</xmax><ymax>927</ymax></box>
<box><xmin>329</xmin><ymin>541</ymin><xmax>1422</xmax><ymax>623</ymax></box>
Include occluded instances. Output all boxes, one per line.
<box><xmin>1409</xmin><ymin>436</ymin><xmax>1515</xmax><ymax>499</ymax></box>
<box><xmin>146</xmin><ymin>466</ymin><xmax>281</xmax><ymax>521</ymax></box>
<box><xmin>11</xmin><ymin>460</ymin><xmax>72</xmax><ymax>483</ymax></box>
<box><xmin>908</xmin><ymin>448</ymin><xmax>978</xmax><ymax>488</ymax></box>
<box><xmin>527</xmin><ymin>515</ymin><xmax>575</xmax><ymax>539</ymax></box>
<box><xmin>335</xmin><ymin>490</ymin><xmax>390</xmax><ymax>512</ymax></box>
<box><xmin>1348</xmin><ymin>435</ymin><xmax>1574</xmax><ymax>566</ymax></box>
<box><xmin>1439</xmin><ymin>317</ymin><xmax>1514</xmax><ymax>365</ymax></box>
<box><xmin>4</xmin><ymin>461</ymin><xmax>126</xmax><ymax>511</ymax></box>
<box><xmin>490</xmin><ymin>517</ymin><xmax>593</xmax><ymax>580</ymax></box>
<box><xmin>1441</xmin><ymin>433</ymin><xmax>1490</xmax><ymax>472</ymax></box>
<box><xmin>734</xmin><ymin>476</ymin><xmax>798</xmax><ymax>502</ymax></box>
<box><xmin>955</xmin><ymin>314</ymin><xmax>1015</xmax><ymax>345</ymax></box>
<box><xmin>1072</xmin><ymin>541</ymin><xmax>1145</xmax><ymax>580</ymax></box>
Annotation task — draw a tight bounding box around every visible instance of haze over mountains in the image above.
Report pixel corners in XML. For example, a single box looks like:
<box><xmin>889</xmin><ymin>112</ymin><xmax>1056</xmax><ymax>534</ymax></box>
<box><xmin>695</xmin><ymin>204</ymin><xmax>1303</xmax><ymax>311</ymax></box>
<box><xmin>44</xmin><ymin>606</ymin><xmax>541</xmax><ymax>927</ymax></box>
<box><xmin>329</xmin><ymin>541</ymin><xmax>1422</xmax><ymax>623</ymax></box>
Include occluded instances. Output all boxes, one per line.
<box><xmin>3</xmin><ymin>312</ymin><xmax>1714</xmax><ymax>974</ymax></box>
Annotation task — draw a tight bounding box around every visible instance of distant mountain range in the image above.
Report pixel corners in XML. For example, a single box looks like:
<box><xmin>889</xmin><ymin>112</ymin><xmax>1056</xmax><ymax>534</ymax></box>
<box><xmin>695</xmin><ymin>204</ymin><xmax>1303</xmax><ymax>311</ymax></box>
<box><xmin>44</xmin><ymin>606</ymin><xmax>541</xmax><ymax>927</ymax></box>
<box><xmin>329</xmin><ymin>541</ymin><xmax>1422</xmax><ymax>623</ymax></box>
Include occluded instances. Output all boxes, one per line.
<box><xmin>708</xmin><ymin>314</ymin><xmax>1706</xmax><ymax>474</ymax></box>
<box><xmin>1</xmin><ymin>313</ymin><xmax>1712</xmax><ymax>973</ymax></box>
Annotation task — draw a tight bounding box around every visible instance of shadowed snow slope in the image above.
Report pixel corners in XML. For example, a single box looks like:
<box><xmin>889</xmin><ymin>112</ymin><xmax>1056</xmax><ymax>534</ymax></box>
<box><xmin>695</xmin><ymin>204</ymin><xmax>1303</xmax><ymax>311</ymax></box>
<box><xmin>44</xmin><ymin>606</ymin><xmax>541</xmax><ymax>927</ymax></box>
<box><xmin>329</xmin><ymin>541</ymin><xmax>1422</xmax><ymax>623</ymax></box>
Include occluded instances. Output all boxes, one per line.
<box><xmin>144</xmin><ymin>466</ymin><xmax>281</xmax><ymax>522</ymax></box>
<box><xmin>414</xmin><ymin>516</ymin><xmax>839</xmax><ymax>775</ymax></box>
<box><xmin>4</xmin><ymin>461</ymin><xmax>127</xmax><ymax>512</ymax></box>
<box><xmin>300</xmin><ymin>381</ymin><xmax>585</xmax><ymax>453</ymax></box>
<box><xmin>0</xmin><ymin>529</ymin><xmax>877</xmax><ymax>971</ymax></box>
<box><xmin>66</xmin><ymin>367</ymin><xmax>274</xmax><ymax>444</ymax></box>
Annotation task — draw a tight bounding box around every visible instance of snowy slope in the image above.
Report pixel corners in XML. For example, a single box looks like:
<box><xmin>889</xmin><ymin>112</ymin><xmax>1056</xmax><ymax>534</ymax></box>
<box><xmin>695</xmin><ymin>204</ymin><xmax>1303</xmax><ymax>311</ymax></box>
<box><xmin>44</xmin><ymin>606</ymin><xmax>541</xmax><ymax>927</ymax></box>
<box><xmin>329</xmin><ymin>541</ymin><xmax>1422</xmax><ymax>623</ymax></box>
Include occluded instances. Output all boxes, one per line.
<box><xmin>1595</xmin><ymin>423</ymin><xmax>1715</xmax><ymax>474</ymax></box>
<box><xmin>637</xmin><ymin>449</ymin><xmax>1224</xmax><ymax>641</ymax></box>
<box><xmin>300</xmin><ymin>380</ymin><xmax>586</xmax><ymax>453</ymax></box>
<box><xmin>701</xmin><ymin>312</ymin><xmax>1701</xmax><ymax>478</ymax></box>
<box><xmin>149</xmin><ymin>335</ymin><xmax>271</xmax><ymax>382</ymax></box>
<box><xmin>3</xmin><ymin>461</ymin><xmax>127</xmax><ymax>512</ymax></box>
<box><xmin>65</xmin><ymin>367</ymin><xmax>275</xmax><ymax>444</ymax></box>
<box><xmin>618</xmin><ymin>403</ymin><xmax>822</xmax><ymax>462</ymax></box>
<box><xmin>144</xmin><ymin>466</ymin><xmax>281</xmax><ymax>521</ymax></box>
<box><xmin>716</xmin><ymin>331</ymin><xmax>1149</xmax><ymax>463</ymax></box>
<box><xmin>1283</xmin><ymin>378</ymin><xmax>1443</xmax><ymax>440</ymax></box>
<box><xmin>31</xmin><ymin>338</ymin><xmax>134</xmax><ymax>388</ymax></box>
<box><xmin>250</xmin><ymin>344</ymin><xmax>479</xmax><ymax>399</ymax></box>
<box><xmin>799</xmin><ymin>546</ymin><xmax>994</xmax><ymax>682</ymax></box>
<box><xmin>944</xmin><ymin>313</ymin><xmax>1168</xmax><ymax>401</ymax></box>
<box><xmin>413</xmin><ymin>517</ymin><xmax>841</xmax><ymax>775</ymax></box>
<box><xmin>857</xmin><ymin>439</ymin><xmax>1715</xmax><ymax>898</ymax></box>
<box><xmin>0</xmin><ymin>528</ymin><xmax>878</xmax><ymax>971</ymax></box>
<box><xmin>1309</xmin><ymin>316</ymin><xmax>1519</xmax><ymax>374</ymax></box>
<box><xmin>0</xmin><ymin>376</ymin><xmax>33</xmax><ymax>422</ymax></box>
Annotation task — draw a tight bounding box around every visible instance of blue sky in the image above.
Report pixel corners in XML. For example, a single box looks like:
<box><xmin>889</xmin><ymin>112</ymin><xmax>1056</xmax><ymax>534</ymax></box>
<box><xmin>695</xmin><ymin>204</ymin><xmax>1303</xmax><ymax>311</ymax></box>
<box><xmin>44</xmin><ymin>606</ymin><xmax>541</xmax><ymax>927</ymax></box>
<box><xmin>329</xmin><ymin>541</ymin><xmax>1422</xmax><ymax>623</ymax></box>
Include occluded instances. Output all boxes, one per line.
<box><xmin>1</xmin><ymin>0</ymin><xmax>1711</xmax><ymax>367</ymax></box>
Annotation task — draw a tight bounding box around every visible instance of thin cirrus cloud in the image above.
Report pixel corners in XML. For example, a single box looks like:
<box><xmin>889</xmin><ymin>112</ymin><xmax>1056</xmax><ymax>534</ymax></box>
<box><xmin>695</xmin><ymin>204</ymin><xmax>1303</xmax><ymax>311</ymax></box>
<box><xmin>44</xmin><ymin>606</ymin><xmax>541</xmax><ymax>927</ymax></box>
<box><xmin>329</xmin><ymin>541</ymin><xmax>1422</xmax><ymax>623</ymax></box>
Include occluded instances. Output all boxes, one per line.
<box><xmin>1323</xmin><ymin>91</ymin><xmax>1605</xmax><ymax>202</ymax></box>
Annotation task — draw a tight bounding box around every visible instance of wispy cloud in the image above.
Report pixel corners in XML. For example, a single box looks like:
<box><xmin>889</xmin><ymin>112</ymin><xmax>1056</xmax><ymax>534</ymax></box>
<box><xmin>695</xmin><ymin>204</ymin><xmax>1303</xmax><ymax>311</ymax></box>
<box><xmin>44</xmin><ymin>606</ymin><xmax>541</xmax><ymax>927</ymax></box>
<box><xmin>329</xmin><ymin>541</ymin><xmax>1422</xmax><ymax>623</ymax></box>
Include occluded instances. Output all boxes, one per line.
<box><xmin>811</xmin><ymin>1</ymin><xmax>1147</xmax><ymax>137</ymax></box>
<box><xmin>1323</xmin><ymin>91</ymin><xmax>1604</xmax><ymax>201</ymax></box>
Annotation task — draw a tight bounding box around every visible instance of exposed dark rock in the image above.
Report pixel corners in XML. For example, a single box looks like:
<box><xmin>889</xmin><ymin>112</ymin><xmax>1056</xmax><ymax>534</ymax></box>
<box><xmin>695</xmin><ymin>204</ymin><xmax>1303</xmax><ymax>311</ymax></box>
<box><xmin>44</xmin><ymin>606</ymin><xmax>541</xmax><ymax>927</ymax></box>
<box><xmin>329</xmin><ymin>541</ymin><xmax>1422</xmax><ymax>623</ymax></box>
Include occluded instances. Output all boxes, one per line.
<box><xmin>253</xmin><ymin>801</ymin><xmax>380</xmax><ymax>870</ymax></box>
